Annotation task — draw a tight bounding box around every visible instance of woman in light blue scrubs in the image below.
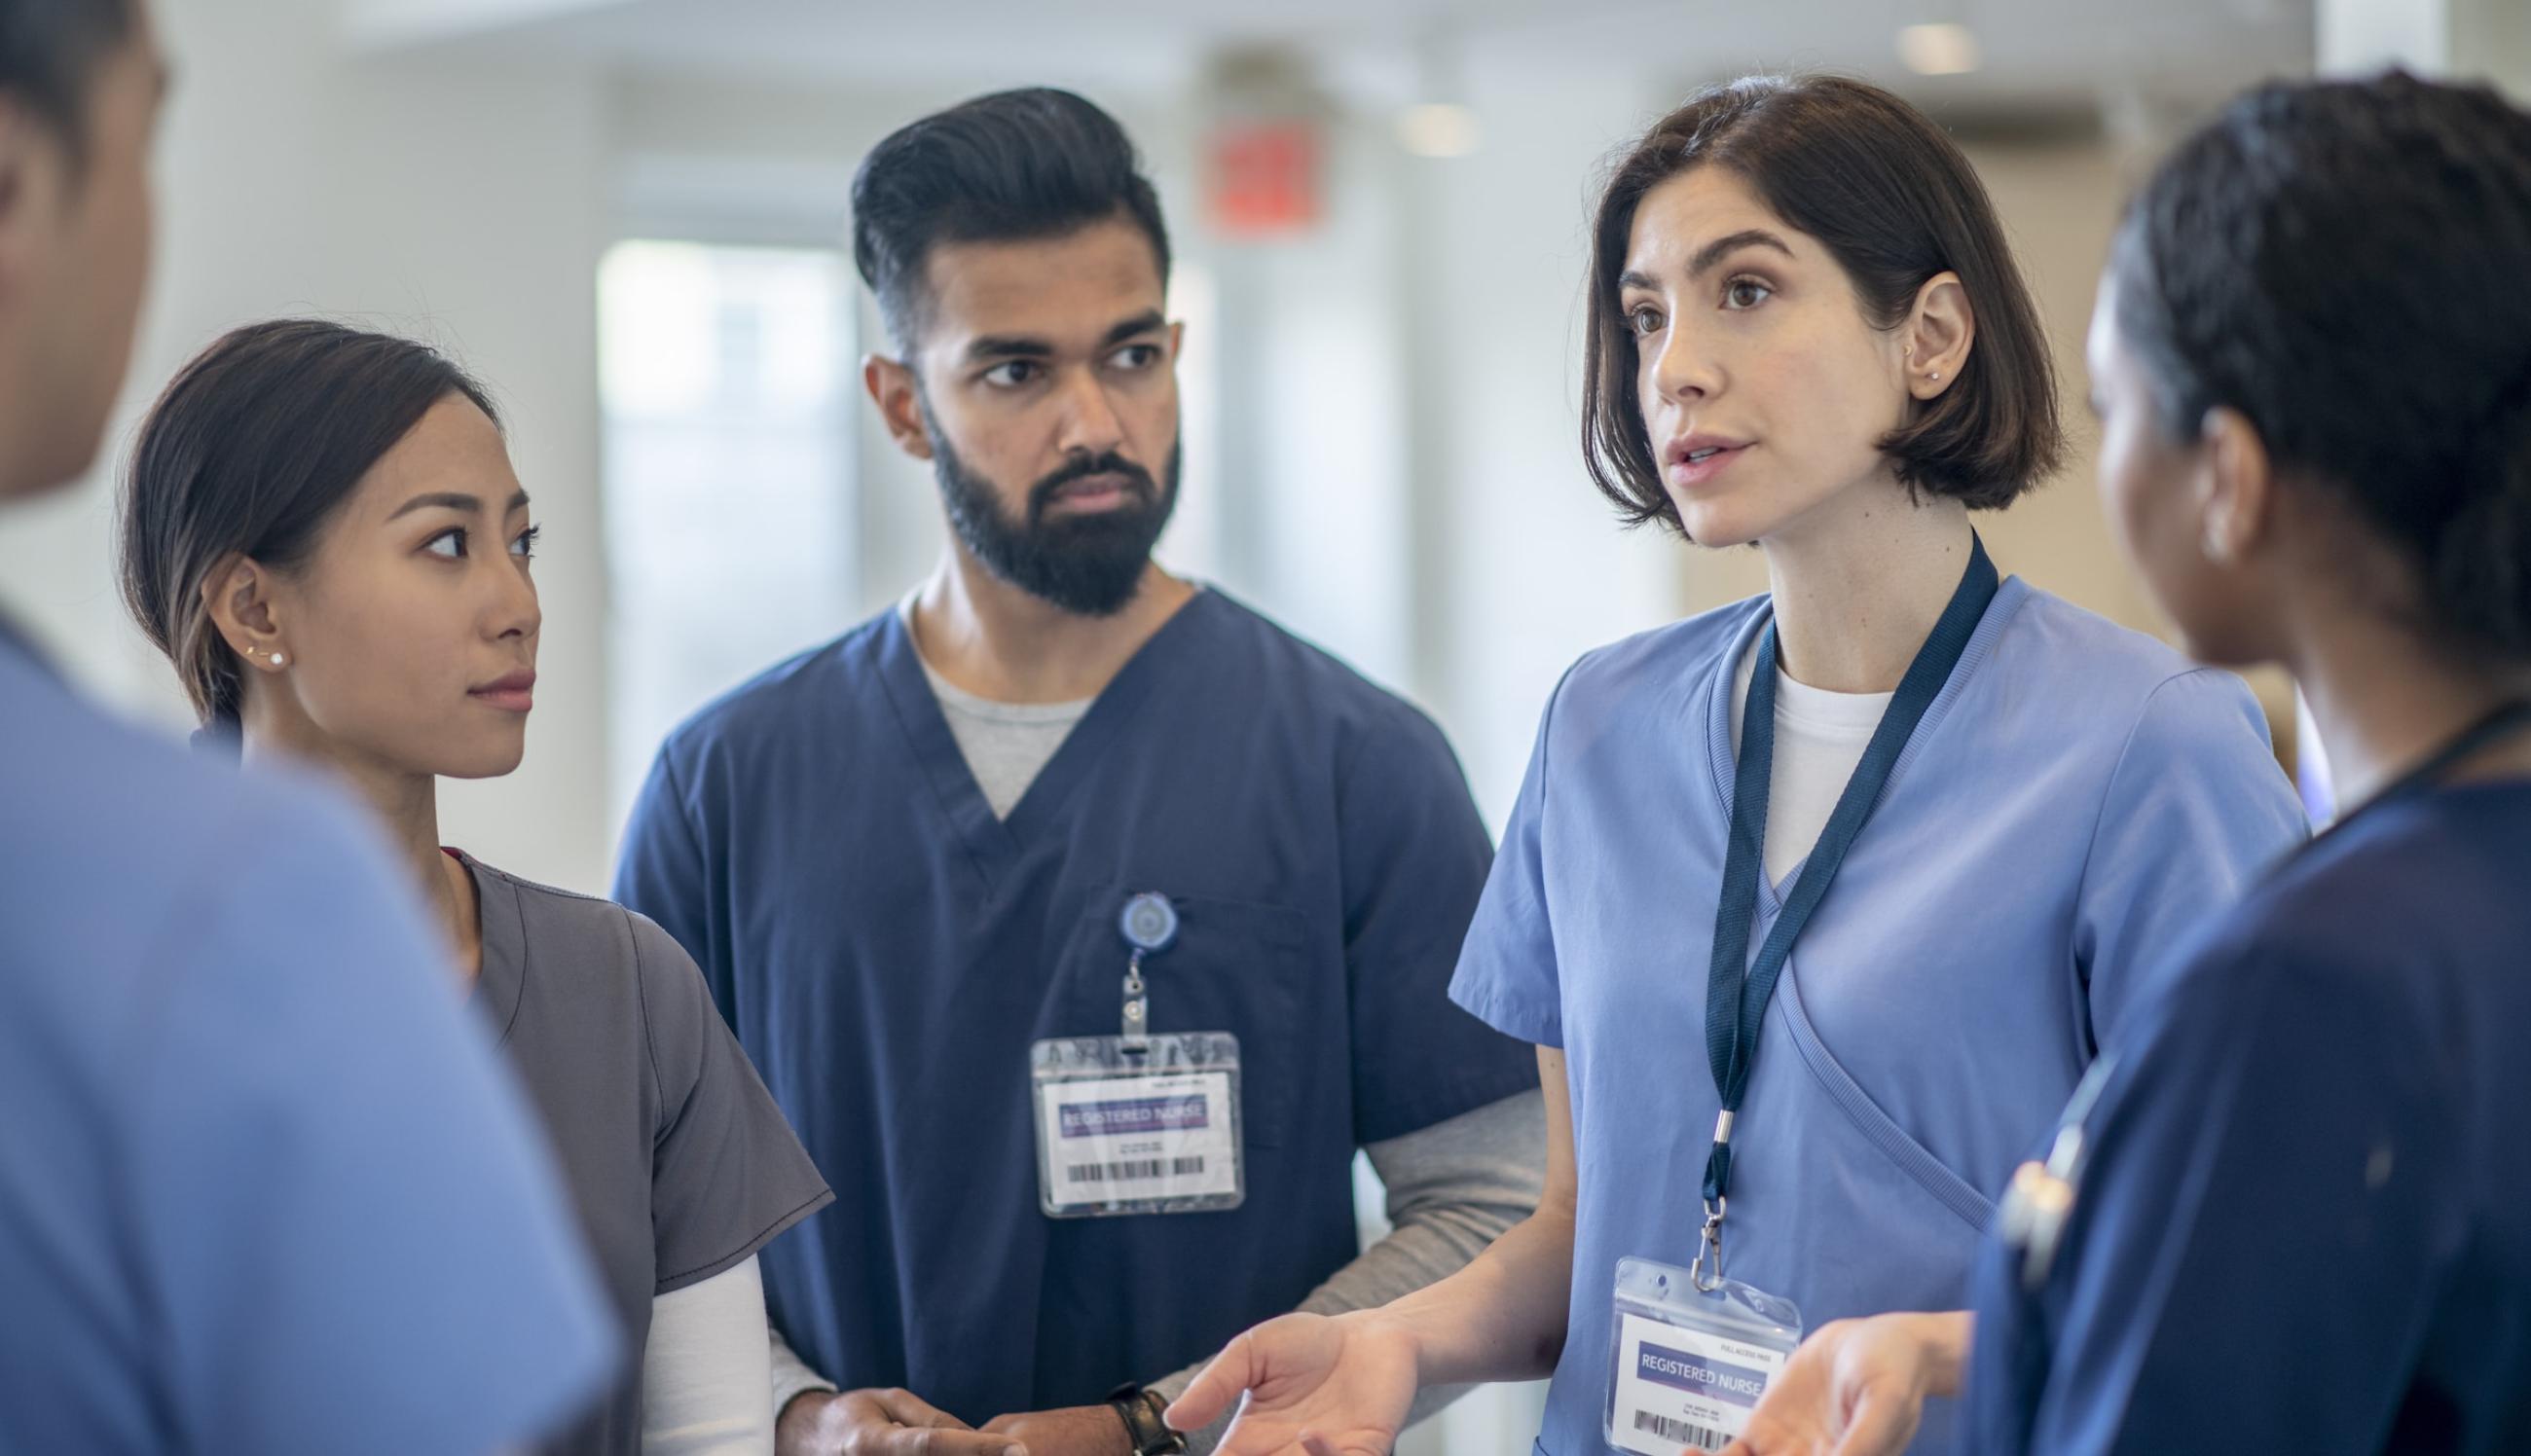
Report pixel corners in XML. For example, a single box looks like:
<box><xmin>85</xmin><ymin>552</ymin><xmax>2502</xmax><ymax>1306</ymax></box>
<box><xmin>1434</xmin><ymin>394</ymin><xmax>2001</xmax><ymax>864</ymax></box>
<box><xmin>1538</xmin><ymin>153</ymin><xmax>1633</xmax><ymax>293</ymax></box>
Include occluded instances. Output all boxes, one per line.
<box><xmin>1166</xmin><ymin>76</ymin><xmax>2308</xmax><ymax>1456</ymax></box>
<box><xmin>1716</xmin><ymin>70</ymin><xmax>2531</xmax><ymax>1456</ymax></box>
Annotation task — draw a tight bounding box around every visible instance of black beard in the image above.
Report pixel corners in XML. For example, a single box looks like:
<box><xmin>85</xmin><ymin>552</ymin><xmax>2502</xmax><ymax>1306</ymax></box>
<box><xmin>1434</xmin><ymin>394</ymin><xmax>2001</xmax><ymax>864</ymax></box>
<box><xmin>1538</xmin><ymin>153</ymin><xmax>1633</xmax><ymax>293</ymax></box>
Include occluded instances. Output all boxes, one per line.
<box><xmin>928</xmin><ymin>421</ymin><xmax>1182</xmax><ymax>618</ymax></box>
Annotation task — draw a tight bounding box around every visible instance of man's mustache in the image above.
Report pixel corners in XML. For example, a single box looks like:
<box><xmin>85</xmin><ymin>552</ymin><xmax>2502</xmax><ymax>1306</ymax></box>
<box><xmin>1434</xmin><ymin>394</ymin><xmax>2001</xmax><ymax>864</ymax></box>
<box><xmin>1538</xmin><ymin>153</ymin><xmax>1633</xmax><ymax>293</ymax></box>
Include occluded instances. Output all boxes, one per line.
<box><xmin>1028</xmin><ymin>453</ymin><xmax>1158</xmax><ymax>519</ymax></box>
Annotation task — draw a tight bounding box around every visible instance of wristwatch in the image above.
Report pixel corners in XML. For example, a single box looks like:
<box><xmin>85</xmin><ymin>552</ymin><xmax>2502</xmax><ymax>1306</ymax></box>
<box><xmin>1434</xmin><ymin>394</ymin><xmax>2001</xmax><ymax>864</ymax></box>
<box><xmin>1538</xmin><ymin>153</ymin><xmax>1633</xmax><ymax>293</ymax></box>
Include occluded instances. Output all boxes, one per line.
<box><xmin>1106</xmin><ymin>1383</ymin><xmax>1189</xmax><ymax>1456</ymax></box>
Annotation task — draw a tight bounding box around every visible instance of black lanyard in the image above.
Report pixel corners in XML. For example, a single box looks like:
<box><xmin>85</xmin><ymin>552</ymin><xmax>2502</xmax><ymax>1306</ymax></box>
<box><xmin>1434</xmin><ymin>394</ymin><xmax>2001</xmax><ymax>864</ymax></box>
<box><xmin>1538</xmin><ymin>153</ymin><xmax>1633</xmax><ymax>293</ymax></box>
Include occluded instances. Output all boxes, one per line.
<box><xmin>1694</xmin><ymin>533</ymin><xmax>1999</xmax><ymax>1284</ymax></box>
<box><xmin>2273</xmin><ymin>699</ymin><xmax>2531</xmax><ymax>878</ymax></box>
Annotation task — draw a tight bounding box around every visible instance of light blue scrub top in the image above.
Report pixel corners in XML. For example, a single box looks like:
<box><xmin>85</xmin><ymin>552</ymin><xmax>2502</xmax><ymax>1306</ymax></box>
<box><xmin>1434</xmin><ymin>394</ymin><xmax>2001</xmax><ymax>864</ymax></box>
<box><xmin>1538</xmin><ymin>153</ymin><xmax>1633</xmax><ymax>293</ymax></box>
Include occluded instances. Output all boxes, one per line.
<box><xmin>0</xmin><ymin>630</ymin><xmax>617</xmax><ymax>1456</ymax></box>
<box><xmin>1448</xmin><ymin>578</ymin><xmax>2309</xmax><ymax>1455</ymax></box>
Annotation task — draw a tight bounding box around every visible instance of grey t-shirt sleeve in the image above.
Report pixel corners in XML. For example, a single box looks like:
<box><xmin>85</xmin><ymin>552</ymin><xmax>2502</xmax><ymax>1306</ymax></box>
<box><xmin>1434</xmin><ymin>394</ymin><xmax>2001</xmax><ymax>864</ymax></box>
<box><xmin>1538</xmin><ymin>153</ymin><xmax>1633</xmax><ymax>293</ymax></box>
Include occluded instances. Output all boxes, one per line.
<box><xmin>631</xmin><ymin>913</ymin><xmax>835</xmax><ymax>1293</ymax></box>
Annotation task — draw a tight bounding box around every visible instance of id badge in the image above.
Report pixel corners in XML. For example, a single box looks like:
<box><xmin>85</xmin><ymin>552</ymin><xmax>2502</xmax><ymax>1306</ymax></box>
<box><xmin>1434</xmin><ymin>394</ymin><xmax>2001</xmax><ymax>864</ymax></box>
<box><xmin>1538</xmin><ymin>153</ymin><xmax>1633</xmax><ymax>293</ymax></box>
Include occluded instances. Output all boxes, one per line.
<box><xmin>1030</xmin><ymin>1032</ymin><xmax>1245</xmax><ymax>1218</ymax></box>
<box><xmin>1607</xmin><ymin>1256</ymin><xmax>1803</xmax><ymax>1455</ymax></box>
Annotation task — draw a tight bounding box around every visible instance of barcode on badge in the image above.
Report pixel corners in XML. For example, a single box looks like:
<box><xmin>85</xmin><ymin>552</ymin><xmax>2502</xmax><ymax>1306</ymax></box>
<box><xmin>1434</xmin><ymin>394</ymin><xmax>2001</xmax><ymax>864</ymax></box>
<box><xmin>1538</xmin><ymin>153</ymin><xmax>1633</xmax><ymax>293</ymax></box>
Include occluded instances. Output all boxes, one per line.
<box><xmin>1633</xmin><ymin>1409</ymin><xmax>1730</xmax><ymax>1451</ymax></box>
<box><xmin>1064</xmin><ymin>1156</ymin><xmax>1207</xmax><ymax>1183</ymax></box>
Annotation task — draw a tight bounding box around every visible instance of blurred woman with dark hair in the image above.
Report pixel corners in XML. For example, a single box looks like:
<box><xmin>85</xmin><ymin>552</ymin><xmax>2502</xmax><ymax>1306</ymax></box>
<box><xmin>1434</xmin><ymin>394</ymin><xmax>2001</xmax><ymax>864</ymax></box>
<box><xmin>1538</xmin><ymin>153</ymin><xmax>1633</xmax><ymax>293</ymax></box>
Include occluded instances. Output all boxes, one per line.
<box><xmin>1718</xmin><ymin>69</ymin><xmax>2531</xmax><ymax>1456</ymax></box>
<box><xmin>119</xmin><ymin>319</ymin><xmax>833</xmax><ymax>1456</ymax></box>
<box><xmin>1166</xmin><ymin>75</ymin><xmax>2306</xmax><ymax>1456</ymax></box>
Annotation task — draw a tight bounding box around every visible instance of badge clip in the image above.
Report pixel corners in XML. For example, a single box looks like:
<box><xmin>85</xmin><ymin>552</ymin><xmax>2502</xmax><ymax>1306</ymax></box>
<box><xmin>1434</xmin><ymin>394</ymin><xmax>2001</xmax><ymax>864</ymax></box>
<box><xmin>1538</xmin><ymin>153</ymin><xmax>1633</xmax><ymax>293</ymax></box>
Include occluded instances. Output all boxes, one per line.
<box><xmin>1691</xmin><ymin>1197</ymin><xmax>1728</xmax><ymax>1292</ymax></box>
<box><xmin>1122</xmin><ymin>952</ymin><xmax>1151</xmax><ymax>1046</ymax></box>
<box><xmin>1118</xmin><ymin>892</ymin><xmax>1178</xmax><ymax>1048</ymax></box>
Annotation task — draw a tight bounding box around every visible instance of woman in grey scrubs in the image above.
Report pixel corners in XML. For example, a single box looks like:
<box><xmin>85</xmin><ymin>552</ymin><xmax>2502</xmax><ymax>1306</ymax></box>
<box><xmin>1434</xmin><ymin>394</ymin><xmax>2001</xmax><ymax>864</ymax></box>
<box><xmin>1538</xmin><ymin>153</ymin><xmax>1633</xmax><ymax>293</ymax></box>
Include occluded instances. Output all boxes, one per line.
<box><xmin>118</xmin><ymin>319</ymin><xmax>834</xmax><ymax>1455</ymax></box>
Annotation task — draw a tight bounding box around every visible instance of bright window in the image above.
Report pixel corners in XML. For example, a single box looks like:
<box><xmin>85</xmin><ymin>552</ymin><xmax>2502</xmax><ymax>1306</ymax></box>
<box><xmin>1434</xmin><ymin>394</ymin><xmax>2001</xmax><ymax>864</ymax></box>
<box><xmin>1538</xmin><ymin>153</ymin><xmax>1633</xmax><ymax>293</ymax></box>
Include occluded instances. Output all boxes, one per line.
<box><xmin>599</xmin><ymin>240</ymin><xmax>858</xmax><ymax>823</ymax></box>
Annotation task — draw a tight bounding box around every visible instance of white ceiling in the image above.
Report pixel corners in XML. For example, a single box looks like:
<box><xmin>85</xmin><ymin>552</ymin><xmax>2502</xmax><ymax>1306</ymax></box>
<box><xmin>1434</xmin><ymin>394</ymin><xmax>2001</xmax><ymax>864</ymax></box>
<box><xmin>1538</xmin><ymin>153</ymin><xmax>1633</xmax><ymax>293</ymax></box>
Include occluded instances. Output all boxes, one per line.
<box><xmin>350</xmin><ymin>0</ymin><xmax>2314</xmax><ymax>109</ymax></box>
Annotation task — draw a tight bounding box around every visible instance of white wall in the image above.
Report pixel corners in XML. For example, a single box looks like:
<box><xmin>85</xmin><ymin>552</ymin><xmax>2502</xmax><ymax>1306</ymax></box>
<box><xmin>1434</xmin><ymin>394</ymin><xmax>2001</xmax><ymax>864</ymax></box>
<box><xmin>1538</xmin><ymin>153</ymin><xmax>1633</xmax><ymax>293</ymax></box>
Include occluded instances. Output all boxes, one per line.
<box><xmin>2320</xmin><ymin>0</ymin><xmax>2531</xmax><ymax>89</ymax></box>
<box><xmin>1401</xmin><ymin>61</ymin><xmax>1692</xmax><ymax>823</ymax></box>
<box><xmin>0</xmin><ymin>0</ymin><xmax>614</xmax><ymax>890</ymax></box>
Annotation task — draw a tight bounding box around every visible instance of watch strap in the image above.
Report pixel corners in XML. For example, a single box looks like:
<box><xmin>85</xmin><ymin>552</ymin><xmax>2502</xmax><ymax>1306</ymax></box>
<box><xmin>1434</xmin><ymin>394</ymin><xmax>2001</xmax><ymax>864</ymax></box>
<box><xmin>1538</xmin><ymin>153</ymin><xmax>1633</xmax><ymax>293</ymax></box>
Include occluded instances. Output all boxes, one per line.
<box><xmin>1105</xmin><ymin>1384</ymin><xmax>1189</xmax><ymax>1456</ymax></box>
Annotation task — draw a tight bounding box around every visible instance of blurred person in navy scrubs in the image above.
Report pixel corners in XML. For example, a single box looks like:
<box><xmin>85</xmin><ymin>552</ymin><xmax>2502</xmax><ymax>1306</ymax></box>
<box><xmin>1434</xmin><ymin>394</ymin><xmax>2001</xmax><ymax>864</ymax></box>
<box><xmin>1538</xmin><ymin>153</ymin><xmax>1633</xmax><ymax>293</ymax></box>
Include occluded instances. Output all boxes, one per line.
<box><xmin>614</xmin><ymin>87</ymin><xmax>1543</xmax><ymax>1456</ymax></box>
<box><xmin>1717</xmin><ymin>70</ymin><xmax>2531</xmax><ymax>1456</ymax></box>
<box><xmin>0</xmin><ymin>3</ymin><xmax>617</xmax><ymax>1453</ymax></box>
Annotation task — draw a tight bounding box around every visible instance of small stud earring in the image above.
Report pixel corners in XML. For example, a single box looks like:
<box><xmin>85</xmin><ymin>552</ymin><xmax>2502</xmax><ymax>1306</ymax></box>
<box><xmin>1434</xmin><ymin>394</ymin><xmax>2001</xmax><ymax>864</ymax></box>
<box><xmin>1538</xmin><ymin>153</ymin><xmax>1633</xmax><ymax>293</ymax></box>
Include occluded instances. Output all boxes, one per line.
<box><xmin>269</xmin><ymin>652</ymin><xmax>286</xmax><ymax>668</ymax></box>
<box><xmin>1930</xmin><ymin>370</ymin><xmax>1943</xmax><ymax>382</ymax></box>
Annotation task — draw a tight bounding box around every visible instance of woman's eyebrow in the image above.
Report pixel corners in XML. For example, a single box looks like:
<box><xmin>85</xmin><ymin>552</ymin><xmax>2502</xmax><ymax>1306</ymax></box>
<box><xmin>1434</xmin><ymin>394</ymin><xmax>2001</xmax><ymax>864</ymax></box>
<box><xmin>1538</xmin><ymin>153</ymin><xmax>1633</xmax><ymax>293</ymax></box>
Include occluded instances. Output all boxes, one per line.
<box><xmin>387</xmin><ymin>490</ymin><xmax>531</xmax><ymax>521</ymax></box>
<box><xmin>388</xmin><ymin>491</ymin><xmax>481</xmax><ymax>521</ymax></box>
<box><xmin>1687</xmin><ymin>229</ymin><xmax>1795</xmax><ymax>277</ymax></box>
<box><xmin>1619</xmin><ymin>230</ymin><xmax>1796</xmax><ymax>291</ymax></box>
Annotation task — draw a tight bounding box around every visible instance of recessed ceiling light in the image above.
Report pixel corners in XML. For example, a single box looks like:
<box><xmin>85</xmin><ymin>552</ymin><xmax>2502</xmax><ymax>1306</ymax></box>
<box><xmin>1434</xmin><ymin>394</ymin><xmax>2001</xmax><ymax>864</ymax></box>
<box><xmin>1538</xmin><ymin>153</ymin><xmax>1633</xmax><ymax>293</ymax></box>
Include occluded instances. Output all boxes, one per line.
<box><xmin>1898</xmin><ymin>22</ymin><xmax>1982</xmax><ymax>75</ymax></box>
<box><xmin>1397</xmin><ymin>102</ymin><xmax>1481</xmax><ymax>159</ymax></box>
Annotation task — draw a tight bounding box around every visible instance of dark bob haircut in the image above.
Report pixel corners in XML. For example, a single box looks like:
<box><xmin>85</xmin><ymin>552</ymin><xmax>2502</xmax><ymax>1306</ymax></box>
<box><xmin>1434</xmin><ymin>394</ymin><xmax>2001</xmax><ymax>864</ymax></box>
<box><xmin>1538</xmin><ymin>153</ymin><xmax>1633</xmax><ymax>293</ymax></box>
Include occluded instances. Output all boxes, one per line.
<box><xmin>1582</xmin><ymin>75</ymin><xmax>2064</xmax><ymax>533</ymax></box>
<box><xmin>0</xmin><ymin>0</ymin><xmax>136</xmax><ymax>164</ymax></box>
<box><xmin>851</xmin><ymin>87</ymin><xmax>1171</xmax><ymax>351</ymax></box>
<box><xmin>2109</xmin><ymin>71</ymin><xmax>2531</xmax><ymax>659</ymax></box>
<box><xmin>119</xmin><ymin>319</ymin><xmax>501</xmax><ymax>729</ymax></box>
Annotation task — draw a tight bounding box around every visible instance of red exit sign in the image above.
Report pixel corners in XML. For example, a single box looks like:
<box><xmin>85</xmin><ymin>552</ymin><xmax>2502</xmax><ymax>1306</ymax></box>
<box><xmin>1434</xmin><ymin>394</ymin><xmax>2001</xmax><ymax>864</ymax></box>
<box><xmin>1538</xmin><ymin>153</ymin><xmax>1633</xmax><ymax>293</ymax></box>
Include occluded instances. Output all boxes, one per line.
<box><xmin>1208</xmin><ymin>120</ymin><xmax>1321</xmax><ymax>237</ymax></box>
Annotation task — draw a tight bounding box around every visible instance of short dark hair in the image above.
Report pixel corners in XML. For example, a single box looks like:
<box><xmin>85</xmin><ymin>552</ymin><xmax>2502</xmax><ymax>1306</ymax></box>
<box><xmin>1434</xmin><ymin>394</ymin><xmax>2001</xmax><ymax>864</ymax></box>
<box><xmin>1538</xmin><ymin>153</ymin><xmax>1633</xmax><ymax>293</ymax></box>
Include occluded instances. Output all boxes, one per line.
<box><xmin>0</xmin><ymin>0</ymin><xmax>135</xmax><ymax>163</ymax></box>
<box><xmin>2111</xmin><ymin>71</ymin><xmax>2531</xmax><ymax>659</ymax></box>
<box><xmin>1582</xmin><ymin>75</ymin><xmax>2065</xmax><ymax>532</ymax></box>
<box><xmin>851</xmin><ymin>87</ymin><xmax>1171</xmax><ymax>350</ymax></box>
<box><xmin>119</xmin><ymin>319</ymin><xmax>502</xmax><ymax>728</ymax></box>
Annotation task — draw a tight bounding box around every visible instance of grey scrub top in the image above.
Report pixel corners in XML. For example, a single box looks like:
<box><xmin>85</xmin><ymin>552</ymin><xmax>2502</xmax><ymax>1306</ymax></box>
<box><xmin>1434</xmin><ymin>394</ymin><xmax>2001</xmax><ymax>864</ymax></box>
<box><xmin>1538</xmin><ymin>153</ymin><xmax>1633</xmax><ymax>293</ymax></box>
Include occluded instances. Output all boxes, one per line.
<box><xmin>459</xmin><ymin>852</ymin><xmax>834</xmax><ymax>1455</ymax></box>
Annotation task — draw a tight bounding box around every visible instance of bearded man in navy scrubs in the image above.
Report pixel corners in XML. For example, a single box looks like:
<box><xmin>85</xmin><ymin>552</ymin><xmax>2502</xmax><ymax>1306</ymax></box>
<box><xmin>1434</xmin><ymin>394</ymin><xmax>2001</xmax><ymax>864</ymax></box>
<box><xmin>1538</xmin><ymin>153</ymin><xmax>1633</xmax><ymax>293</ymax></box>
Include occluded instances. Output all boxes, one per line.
<box><xmin>614</xmin><ymin>88</ymin><xmax>1544</xmax><ymax>1456</ymax></box>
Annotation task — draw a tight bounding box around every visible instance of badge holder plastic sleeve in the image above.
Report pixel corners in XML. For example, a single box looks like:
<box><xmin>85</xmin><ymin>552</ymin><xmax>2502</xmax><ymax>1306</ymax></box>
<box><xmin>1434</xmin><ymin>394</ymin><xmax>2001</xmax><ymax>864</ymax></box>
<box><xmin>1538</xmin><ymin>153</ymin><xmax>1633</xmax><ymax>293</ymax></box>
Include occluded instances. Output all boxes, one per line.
<box><xmin>1605</xmin><ymin>1256</ymin><xmax>1803</xmax><ymax>1456</ymax></box>
<box><xmin>1031</xmin><ymin>1032</ymin><xmax>1246</xmax><ymax>1219</ymax></box>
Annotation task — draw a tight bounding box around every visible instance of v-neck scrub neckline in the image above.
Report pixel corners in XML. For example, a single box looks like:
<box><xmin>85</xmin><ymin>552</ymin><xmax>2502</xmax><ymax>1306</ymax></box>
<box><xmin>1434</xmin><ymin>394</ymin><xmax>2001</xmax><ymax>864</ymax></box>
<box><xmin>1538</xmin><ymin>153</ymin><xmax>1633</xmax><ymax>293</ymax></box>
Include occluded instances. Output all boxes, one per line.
<box><xmin>1706</xmin><ymin>580</ymin><xmax>2027</xmax><ymax>915</ymax></box>
<box><xmin>875</xmin><ymin>588</ymin><xmax>1222</xmax><ymax>887</ymax></box>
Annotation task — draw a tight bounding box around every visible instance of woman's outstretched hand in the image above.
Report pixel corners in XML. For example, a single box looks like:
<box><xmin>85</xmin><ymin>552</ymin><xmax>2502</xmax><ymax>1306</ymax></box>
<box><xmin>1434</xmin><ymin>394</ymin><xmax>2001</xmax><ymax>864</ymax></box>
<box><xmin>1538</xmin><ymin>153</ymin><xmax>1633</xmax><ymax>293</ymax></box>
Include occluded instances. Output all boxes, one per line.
<box><xmin>1164</xmin><ymin>1312</ymin><xmax>1421</xmax><ymax>1456</ymax></box>
<box><xmin>1701</xmin><ymin>1311</ymin><xmax>1970</xmax><ymax>1456</ymax></box>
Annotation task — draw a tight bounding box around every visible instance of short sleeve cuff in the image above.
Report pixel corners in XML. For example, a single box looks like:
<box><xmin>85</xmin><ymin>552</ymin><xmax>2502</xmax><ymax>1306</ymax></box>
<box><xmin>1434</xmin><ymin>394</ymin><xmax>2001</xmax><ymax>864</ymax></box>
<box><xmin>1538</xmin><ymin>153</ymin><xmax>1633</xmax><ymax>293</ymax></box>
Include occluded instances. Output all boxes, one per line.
<box><xmin>656</xmin><ymin>1185</ymin><xmax>835</xmax><ymax>1296</ymax></box>
<box><xmin>1449</xmin><ymin>971</ymin><xmax>1563</xmax><ymax>1050</ymax></box>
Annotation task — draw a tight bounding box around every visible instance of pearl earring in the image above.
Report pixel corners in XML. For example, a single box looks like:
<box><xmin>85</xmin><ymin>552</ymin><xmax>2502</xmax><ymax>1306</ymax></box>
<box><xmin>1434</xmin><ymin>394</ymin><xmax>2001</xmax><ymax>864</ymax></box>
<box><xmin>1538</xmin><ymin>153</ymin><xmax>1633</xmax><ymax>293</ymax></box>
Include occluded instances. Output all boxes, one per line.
<box><xmin>269</xmin><ymin>652</ymin><xmax>286</xmax><ymax>667</ymax></box>
<box><xmin>1930</xmin><ymin>370</ymin><xmax>1943</xmax><ymax>382</ymax></box>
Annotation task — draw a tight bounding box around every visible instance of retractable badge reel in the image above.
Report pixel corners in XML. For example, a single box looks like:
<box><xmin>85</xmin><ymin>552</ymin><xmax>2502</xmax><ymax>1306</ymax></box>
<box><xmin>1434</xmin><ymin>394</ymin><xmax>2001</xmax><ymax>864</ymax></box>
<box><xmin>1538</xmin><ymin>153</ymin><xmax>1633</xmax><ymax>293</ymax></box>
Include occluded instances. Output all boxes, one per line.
<box><xmin>1030</xmin><ymin>892</ymin><xmax>1245</xmax><ymax>1219</ymax></box>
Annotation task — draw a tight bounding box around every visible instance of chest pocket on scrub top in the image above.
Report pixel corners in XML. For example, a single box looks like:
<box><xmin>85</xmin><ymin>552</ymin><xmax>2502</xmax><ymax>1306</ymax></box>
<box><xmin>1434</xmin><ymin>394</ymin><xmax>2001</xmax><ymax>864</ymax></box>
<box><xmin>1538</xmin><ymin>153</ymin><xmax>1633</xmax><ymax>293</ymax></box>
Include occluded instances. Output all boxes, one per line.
<box><xmin>1052</xmin><ymin>886</ymin><xmax>1311</xmax><ymax>1150</ymax></box>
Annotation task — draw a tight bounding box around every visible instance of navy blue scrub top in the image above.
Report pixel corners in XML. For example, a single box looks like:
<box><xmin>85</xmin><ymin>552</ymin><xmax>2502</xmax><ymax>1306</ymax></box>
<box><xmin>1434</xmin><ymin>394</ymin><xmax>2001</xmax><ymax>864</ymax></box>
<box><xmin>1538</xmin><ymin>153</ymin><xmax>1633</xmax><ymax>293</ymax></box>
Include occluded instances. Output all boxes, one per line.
<box><xmin>1965</xmin><ymin>779</ymin><xmax>2531</xmax><ymax>1455</ymax></box>
<box><xmin>613</xmin><ymin>589</ymin><xmax>1537</xmax><ymax>1422</ymax></box>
